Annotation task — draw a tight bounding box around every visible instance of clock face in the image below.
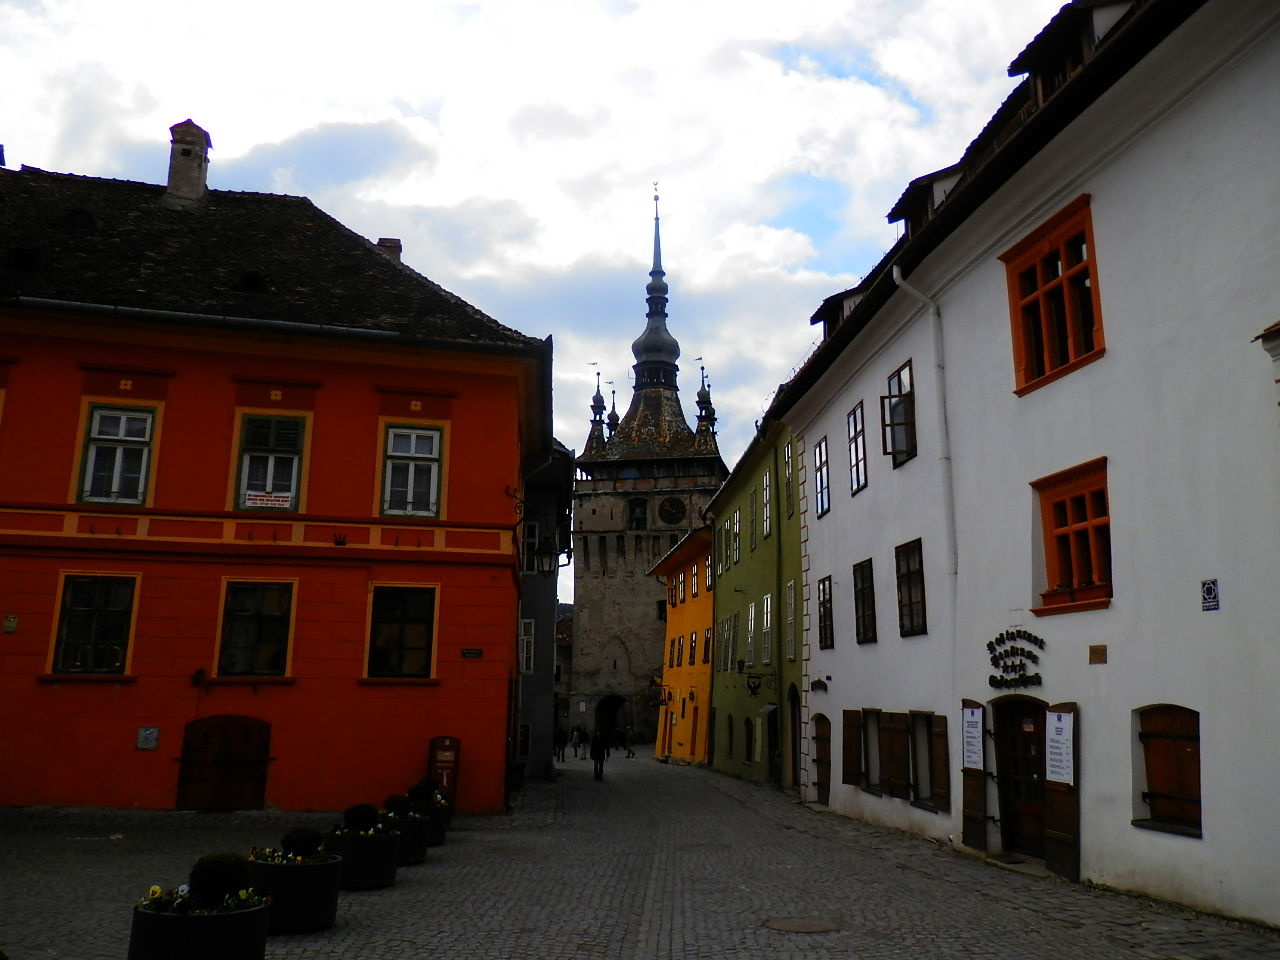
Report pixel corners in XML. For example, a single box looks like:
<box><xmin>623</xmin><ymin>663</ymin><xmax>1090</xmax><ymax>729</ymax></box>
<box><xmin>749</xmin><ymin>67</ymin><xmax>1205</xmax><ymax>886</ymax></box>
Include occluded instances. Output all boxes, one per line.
<box><xmin>658</xmin><ymin>497</ymin><xmax>686</xmax><ymax>525</ymax></box>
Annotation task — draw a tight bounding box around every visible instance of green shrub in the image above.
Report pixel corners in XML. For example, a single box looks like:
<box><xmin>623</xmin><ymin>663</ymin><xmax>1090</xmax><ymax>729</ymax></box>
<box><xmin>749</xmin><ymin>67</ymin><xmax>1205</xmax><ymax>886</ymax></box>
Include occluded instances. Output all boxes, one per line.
<box><xmin>280</xmin><ymin>826</ymin><xmax>326</xmax><ymax>858</ymax></box>
<box><xmin>188</xmin><ymin>852</ymin><xmax>252</xmax><ymax>908</ymax></box>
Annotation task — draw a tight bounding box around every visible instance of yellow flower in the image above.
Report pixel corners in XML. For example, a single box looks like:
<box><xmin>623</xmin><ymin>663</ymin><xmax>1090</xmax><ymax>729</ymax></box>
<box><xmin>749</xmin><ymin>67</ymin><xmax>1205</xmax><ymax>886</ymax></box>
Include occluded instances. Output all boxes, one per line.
<box><xmin>238</xmin><ymin>889</ymin><xmax>249</xmax><ymax>900</ymax></box>
<box><xmin>147</xmin><ymin>885</ymin><xmax>162</xmax><ymax>899</ymax></box>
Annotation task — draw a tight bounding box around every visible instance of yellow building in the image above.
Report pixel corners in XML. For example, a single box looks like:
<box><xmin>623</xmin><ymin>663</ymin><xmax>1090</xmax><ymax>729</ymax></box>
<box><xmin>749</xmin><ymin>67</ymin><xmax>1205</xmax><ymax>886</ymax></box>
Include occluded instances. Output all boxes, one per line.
<box><xmin>651</xmin><ymin>526</ymin><xmax>714</xmax><ymax>763</ymax></box>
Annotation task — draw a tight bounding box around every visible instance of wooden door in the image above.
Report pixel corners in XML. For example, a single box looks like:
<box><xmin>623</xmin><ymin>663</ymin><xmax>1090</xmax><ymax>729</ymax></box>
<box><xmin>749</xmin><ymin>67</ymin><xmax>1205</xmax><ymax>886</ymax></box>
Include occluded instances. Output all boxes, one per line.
<box><xmin>1043</xmin><ymin>702</ymin><xmax>1080</xmax><ymax>880</ymax></box>
<box><xmin>960</xmin><ymin>700</ymin><xmax>988</xmax><ymax>851</ymax></box>
<box><xmin>176</xmin><ymin>715</ymin><xmax>270</xmax><ymax>811</ymax></box>
<box><xmin>812</xmin><ymin>713</ymin><xmax>831</xmax><ymax>805</ymax></box>
<box><xmin>994</xmin><ymin>698</ymin><xmax>1045</xmax><ymax>857</ymax></box>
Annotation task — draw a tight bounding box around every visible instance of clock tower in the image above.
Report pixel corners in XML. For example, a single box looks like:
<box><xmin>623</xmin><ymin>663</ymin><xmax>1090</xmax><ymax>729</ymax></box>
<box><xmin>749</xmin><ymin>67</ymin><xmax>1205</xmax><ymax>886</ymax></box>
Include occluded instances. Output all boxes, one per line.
<box><xmin>570</xmin><ymin>196</ymin><xmax>727</xmax><ymax>743</ymax></box>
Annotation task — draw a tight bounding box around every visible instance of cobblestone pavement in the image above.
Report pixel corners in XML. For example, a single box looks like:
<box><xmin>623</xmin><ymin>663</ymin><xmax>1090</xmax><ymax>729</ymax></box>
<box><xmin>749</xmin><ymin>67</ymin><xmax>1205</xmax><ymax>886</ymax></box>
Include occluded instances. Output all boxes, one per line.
<box><xmin>3</xmin><ymin>756</ymin><xmax>1279</xmax><ymax>959</ymax></box>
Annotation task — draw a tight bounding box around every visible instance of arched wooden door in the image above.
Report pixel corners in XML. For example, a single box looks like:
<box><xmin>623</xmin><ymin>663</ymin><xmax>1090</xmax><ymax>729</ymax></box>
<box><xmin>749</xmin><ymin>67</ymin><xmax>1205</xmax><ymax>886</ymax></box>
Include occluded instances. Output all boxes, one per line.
<box><xmin>176</xmin><ymin>715</ymin><xmax>271</xmax><ymax>811</ymax></box>
<box><xmin>812</xmin><ymin>713</ymin><xmax>831</xmax><ymax>805</ymax></box>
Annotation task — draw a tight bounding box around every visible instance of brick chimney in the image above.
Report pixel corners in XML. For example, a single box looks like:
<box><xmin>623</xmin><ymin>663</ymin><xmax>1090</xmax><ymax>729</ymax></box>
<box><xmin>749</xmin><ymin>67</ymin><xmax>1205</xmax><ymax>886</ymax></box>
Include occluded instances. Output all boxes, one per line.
<box><xmin>162</xmin><ymin>119</ymin><xmax>212</xmax><ymax>210</ymax></box>
<box><xmin>376</xmin><ymin>238</ymin><xmax>403</xmax><ymax>261</ymax></box>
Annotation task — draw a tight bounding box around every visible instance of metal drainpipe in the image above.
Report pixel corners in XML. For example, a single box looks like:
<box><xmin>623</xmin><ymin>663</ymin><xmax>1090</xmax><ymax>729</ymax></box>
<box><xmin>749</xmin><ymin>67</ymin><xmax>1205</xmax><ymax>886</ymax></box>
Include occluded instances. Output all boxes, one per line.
<box><xmin>891</xmin><ymin>263</ymin><xmax>959</xmax><ymax>626</ymax></box>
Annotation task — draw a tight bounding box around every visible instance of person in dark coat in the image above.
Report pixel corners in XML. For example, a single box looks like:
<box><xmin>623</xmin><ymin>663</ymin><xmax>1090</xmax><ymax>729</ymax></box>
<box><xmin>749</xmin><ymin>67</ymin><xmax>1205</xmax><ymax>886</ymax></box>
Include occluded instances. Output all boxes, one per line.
<box><xmin>553</xmin><ymin>725</ymin><xmax>568</xmax><ymax>762</ymax></box>
<box><xmin>589</xmin><ymin>728</ymin><xmax>608</xmax><ymax>781</ymax></box>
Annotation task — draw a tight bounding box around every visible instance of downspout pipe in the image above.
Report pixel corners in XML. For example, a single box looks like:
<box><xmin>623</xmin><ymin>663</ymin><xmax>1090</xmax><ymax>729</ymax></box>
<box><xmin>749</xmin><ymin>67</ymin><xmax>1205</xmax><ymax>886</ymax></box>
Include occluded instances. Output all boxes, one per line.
<box><xmin>891</xmin><ymin>263</ymin><xmax>959</xmax><ymax>601</ymax></box>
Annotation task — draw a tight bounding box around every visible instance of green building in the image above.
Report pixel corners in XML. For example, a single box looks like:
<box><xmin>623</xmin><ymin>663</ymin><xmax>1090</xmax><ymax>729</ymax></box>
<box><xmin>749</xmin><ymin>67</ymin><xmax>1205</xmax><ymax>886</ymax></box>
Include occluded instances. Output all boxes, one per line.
<box><xmin>707</xmin><ymin>417</ymin><xmax>804</xmax><ymax>788</ymax></box>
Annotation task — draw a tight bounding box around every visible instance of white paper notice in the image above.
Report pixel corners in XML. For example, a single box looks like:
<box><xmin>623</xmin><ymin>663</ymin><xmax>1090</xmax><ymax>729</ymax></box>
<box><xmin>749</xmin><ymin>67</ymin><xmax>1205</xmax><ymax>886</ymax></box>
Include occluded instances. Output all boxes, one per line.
<box><xmin>1046</xmin><ymin>711</ymin><xmax>1074</xmax><ymax>785</ymax></box>
<box><xmin>962</xmin><ymin>707</ymin><xmax>984</xmax><ymax>770</ymax></box>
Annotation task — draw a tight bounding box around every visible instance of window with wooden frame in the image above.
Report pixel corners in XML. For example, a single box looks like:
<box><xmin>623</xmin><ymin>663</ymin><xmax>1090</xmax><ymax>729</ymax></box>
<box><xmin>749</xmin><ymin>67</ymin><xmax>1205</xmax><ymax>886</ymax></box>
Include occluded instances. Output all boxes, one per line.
<box><xmin>881</xmin><ymin>361</ymin><xmax>916</xmax><ymax>468</ymax></box>
<box><xmin>218</xmin><ymin>581</ymin><xmax>293</xmax><ymax>677</ymax></box>
<box><xmin>1031</xmin><ymin>457</ymin><xmax>1111</xmax><ymax>614</ymax></box>
<box><xmin>813</xmin><ymin>436</ymin><xmax>831</xmax><ymax>516</ymax></box>
<box><xmin>240</xmin><ymin>414</ymin><xmax>305</xmax><ymax>512</ymax></box>
<box><xmin>842</xmin><ymin>710</ymin><xmax>862</xmax><ymax>786</ymax></box>
<box><xmin>688</xmin><ymin>630</ymin><xmax>697</xmax><ymax>665</ymax></box>
<box><xmin>784</xmin><ymin>580</ymin><xmax>796</xmax><ymax>660</ymax></box>
<box><xmin>852</xmin><ymin>558</ymin><xmax>877</xmax><ymax>645</ymax></box>
<box><xmin>676</xmin><ymin>634</ymin><xmax>684</xmax><ymax>667</ymax></box>
<box><xmin>382</xmin><ymin>424</ymin><xmax>440</xmax><ymax>516</ymax></box>
<box><xmin>668</xmin><ymin>635</ymin><xmax>677</xmax><ymax>668</ymax></box>
<box><xmin>879</xmin><ymin>711</ymin><xmax>912</xmax><ymax>801</ymax></box>
<box><xmin>703</xmin><ymin>626</ymin><xmax>712</xmax><ymax>664</ymax></box>
<box><xmin>52</xmin><ymin>574</ymin><xmax>137</xmax><ymax>675</ymax></box>
<box><xmin>81</xmin><ymin>406</ymin><xmax>155</xmax><ymax>504</ymax></box>
<box><xmin>518</xmin><ymin>618</ymin><xmax>535</xmax><ymax>673</ymax></box>
<box><xmin>761</xmin><ymin>593</ymin><xmax>773</xmax><ymax>663</ymax></box>
<box><xmin>690</xmin><ymin>563</ymin><xmax>698</xmax><ymax>598</ymax></box>
<box><xmin>745</xmin><ymin>600</ymin><xmax>756</xmax><ymax>665</ymax></box>
<box><xmin>749</xmin><ymin>487</ymin><xmax>758</xmax><ymax>551</ymax></box>
<box><xmin>1000</xmin><ymin>195</ymin><xmax>1105</xmax><ymax>394</ymax></box>
<box><xmin>817</xmin><ymin>575</ymin><xmax>834</xmax><ymax>650</ymax></box>
<box><xmin>909</xmin><ymin>711</ymin><xmax>951</xmax><ymax>812</ymax></box>
<box><xmin>848</xmin><ymin>401</ymin><xmax>868</xmax><ymax>494</ymax></box>
<box><xmin>895</xmin><ymin>538</ymin><xmax>927</xmax><ymax>636</ymax></box>
<box><xmin>720</xmin><ymin>519</ymin><xmax>731</xmax><ymax>573</ymax></box>
<box><xmin>784</xmin><ymin>441</ymin><xmax>794</xmax><ymax>516</ymax></box>
<box><xmin>678</xmin><ymin>570</ymin><xmax>686</xmax><ymax>603</ymax></box>
<box><xmin>1135</xmin><ymin>705</ymin><xmax>1201</xmax><ymax>837</ymax></box>
<box><xmin>861</xmin><ymin>708</ymin><xmax>881</xmax><ymax>795</ymax></box>
<box><xmin>367</xmin><ymin>585</ymin><xmax>436</xmax><ymax>678</ymax></box>
<box><xmin>762</xmin><ymin>469</ymin><xmax>772</xmax><ymax>537</ymax></box>
<box><xmin>732</xmin><ymin>509</ymin><xmax>741</xmax><ymax>563</ymax></box>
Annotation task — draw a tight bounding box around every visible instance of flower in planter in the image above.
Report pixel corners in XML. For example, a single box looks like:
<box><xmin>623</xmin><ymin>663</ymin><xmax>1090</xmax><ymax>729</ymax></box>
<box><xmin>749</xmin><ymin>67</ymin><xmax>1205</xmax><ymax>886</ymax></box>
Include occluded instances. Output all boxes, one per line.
<box><xmin>249</xmin><ymin>826</ymin><xmax>333</xmax><ymax>866</ymax></box>
<box><xmin>136</xmin><ymin>853</ymin><xmax>265</xmax><ymax>915</ymax></box>
<box><xmin>333</xmin><ymin>801</ymin><xmax>395</xmax><ymax>838</ymax></box>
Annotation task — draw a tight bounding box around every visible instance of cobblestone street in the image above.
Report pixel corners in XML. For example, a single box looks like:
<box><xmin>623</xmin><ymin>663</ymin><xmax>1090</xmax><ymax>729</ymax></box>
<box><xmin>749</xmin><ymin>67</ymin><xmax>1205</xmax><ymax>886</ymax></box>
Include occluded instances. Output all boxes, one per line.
<box><xmin>2</xmin><ymin>757</ymin><xmax>1278</xmax><ymax>959</ymax></box>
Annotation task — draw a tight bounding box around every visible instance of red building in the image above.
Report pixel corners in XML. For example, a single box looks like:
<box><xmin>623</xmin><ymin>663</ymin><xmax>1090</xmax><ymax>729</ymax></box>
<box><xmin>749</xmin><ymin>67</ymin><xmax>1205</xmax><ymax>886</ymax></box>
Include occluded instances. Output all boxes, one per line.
<box><xmin>0</xmin><ymin>120</ymin><xmax>554</xmax><ymax>813</ymax></box>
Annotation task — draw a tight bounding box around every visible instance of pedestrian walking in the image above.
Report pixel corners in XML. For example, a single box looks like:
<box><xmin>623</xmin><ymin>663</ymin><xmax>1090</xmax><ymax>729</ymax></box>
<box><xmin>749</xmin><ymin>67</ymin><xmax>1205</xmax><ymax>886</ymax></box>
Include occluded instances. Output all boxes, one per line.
<box><xmin>590</xmin><ymin>728</ymin><xmax>608</xmax><ymax>781</ymax></box>
<box><xmin>622</xmin><ymin>726</ymin><xmax>636</xmax><ymax>758</ymax></box>
<box><xmin>554</xmin><ymin>725</ymin><xmax>568</xmax><ymax>763</ymax></box>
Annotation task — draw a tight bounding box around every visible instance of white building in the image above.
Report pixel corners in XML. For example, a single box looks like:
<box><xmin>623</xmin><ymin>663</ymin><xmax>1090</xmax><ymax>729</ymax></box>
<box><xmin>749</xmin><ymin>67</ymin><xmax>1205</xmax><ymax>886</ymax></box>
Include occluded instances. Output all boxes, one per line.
<box><xmin>773</xmin><ymin>0</ymin><xmax>1280</xmax><ymax>926</ymax></box>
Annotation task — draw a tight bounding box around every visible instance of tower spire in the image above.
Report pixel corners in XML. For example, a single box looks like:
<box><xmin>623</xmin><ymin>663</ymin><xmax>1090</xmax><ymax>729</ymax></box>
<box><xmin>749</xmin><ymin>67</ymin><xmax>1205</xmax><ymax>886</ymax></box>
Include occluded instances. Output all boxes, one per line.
<box><xmin>630</xmin><ymin>185</ymin><xmax>680</xmax><ymax>388</ymax></box>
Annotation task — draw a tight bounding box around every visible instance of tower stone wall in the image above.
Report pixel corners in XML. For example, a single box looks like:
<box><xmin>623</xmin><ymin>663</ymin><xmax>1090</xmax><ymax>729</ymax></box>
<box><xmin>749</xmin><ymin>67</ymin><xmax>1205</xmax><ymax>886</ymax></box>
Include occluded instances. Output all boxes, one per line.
<box><xmin>570</xmin><ymin>196</ymin><xmax>726</xmax><ymax>743</ymax></box>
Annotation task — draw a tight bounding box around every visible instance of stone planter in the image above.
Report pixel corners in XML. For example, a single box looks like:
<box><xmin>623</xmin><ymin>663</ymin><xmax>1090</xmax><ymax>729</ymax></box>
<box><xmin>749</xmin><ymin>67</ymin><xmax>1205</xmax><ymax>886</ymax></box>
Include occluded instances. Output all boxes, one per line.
<box><xmin>248</xmin><ymin>855</ymin><xmax>342</xmax><ymax>934</ymax></box>
<box><xmin>390</xmin><ymin>817</ymin><xmax>428</xmax><ymax>865</ymax></box>
<box><xmin>330</xmin><ymin>831</ymin><xmax>400</xmax><ymax>890</ymax></box>
<box><xmin>128</xmin><ymin>902</ymin><xmax>268</xmax><ymax>960</ymax></box>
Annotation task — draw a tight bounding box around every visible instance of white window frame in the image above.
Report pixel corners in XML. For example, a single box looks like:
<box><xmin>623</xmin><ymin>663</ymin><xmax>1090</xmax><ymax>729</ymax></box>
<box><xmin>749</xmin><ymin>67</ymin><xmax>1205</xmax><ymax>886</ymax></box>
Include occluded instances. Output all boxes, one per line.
<box><xmin>518</xmin><ymin>618</ymin><xmax>535</xmax><ymax>673</ymax></box>
<box><xmin>732</xmin><ymin>509</ymin><xmax>741</xmax><ymax>563</ymax></box>
<box><xmin>82</xmin><ymin>406</ymin><xmax>153</xmax><ymax>504</ymax></box>
<box><xmin>814</xmin><ymin>436</ymin><xmax>831</xmax><ymax>516</ymax></box>
<box><xmin>746</xmin><ymin>601</ymin><xmax>756</xmax><ymax>665</ymax></box>
<box><xmin>762</xmin><ymin>469</ymin><xmax>772</xmax><ymax>537</ymax></box>
<box><xmin>848</xmin><ymin>401</ymin><xmax>868</xmax><ymax>494</ymax></box>
<box><xmin>761</xmin><ymin>592</ymin><xmax>773</xmax><ymax>663</ymax></box>
<box><xmin>785</xmin><ymin>580</ymin><xmax>796</xmax><ymax>660</ymax></box>
<box><xmin>383</xmin><ymin>425</ymin><xmax>442</xmax><ymax>517</ymax></box>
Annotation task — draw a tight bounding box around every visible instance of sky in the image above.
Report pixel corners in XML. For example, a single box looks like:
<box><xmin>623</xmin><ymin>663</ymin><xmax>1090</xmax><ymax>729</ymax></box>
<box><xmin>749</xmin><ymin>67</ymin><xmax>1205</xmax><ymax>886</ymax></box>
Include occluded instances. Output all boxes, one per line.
<box><xmin>2</xmin><ymin>0</ymin><xmax>1064</xmax><ymax>594</ymax></box>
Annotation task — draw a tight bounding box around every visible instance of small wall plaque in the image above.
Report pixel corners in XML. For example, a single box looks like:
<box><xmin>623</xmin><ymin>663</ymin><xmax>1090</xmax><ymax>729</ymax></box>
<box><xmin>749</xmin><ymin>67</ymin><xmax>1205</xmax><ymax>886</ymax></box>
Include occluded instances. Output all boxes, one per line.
<box><xmin>461</xmin><ymin>648</ymin><xmax>483</xmax><ymax>659</ymax></box>
<box><xmin>1088</xmin><ymin>644</ymin><xmax>1108</xmax><ymax>664</ymax></box>
<box><xmin>1201</xmin><ymin>579</ymin><xmax>1220</xmax><ymax>612</ymax></box>
<box><xmin>136</xmin><ymin>727</ymin><xmax>160</xmax><ymax>750</ymax></box>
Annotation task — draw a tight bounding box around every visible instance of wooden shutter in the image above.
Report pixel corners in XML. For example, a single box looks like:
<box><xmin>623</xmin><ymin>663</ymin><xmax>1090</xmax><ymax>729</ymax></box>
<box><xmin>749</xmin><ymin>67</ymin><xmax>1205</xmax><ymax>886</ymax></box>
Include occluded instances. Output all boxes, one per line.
<box><xmin>1139</xmin><ymin>705</ymin><xmax>1201</xmax><ymax>828</ymax></box>
<box><xmin>881</xmin><ymin>712</ymin><xmax>911</xmax><ymax>800</ymax></box>
<box><xmin>842</xmin><ymin>710</ymin><xmax>862</xmax><ymax>786</ymax></box>
<box><xmin>1043</xmin><ymin>702</ymin><xmax>1080</xmax><ymax>881</ymax></box>
<box><xmin>961</xmin><ymin>699</ymin><xmax>987</xmax><ymax>852</ymax></box>
<box><xmin>930</xmin><ymin>714</ymin><xmax>951</xmax><ymax>812</ymax></box>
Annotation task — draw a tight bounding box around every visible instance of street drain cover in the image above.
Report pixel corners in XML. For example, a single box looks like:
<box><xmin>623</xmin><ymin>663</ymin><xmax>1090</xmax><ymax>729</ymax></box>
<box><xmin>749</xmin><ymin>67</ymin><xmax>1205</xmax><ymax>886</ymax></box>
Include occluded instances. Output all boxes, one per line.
<box><xmin>766</xmin><ymin>917</ymin><xmax>840</xmax><ymax>933</ymax></box>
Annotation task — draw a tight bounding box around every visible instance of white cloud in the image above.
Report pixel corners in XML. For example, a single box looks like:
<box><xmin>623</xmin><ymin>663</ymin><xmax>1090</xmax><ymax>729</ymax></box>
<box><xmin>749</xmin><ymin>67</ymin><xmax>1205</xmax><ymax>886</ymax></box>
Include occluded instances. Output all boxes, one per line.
<box><xmin>2</xmin><ymin>0</ymin><xmax>1065</xmax><ymax>468</ymax></box>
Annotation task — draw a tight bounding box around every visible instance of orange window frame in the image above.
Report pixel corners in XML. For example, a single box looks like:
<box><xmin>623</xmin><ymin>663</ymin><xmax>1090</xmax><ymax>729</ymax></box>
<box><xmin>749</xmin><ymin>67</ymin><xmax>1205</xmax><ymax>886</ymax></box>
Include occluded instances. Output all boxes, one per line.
<box><xmin>1031</xmin><ymin>457</ymin><xmax>1111</xmax><ymax>615</ymax></box>
<box><xmin>1001</xmin><ymin>195</ymin><xmax>1105</xmax><ymax>395</ymax></box>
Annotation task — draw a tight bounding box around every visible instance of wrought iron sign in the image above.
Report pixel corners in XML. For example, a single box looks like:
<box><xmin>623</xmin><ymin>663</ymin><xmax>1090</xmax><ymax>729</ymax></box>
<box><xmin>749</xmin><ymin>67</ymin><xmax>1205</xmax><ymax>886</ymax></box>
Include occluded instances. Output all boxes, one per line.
<box><xmin>987</xmin><ymin>629</ymin><xmax>1045</xmax><ymax>688</ymax></box>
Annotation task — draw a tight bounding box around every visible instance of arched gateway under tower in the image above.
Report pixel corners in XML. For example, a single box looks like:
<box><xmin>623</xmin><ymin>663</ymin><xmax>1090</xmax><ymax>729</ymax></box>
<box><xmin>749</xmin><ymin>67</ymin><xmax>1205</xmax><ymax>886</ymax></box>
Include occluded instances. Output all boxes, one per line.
<box><xmin>570</xmin><ymin>196</ymin><xmax>727</xmax><ymax>743</ymax></box>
